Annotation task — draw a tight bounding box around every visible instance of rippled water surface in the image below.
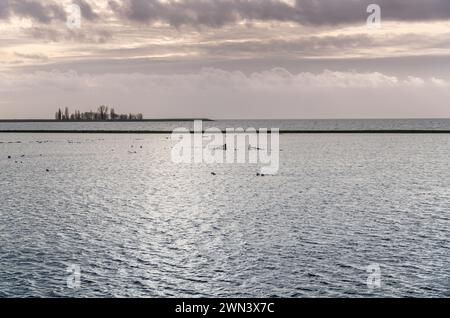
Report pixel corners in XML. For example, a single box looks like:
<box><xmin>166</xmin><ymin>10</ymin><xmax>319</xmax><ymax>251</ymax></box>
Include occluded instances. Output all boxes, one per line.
<box><xmin>1</xmin><ymin>118</ymin><xmax>450</xmax><ymax>131</ymax></box>
<box><xmin>0</xmin><ymin>131</ymin><xmax>449</xmax><ymax>297</ymax></box>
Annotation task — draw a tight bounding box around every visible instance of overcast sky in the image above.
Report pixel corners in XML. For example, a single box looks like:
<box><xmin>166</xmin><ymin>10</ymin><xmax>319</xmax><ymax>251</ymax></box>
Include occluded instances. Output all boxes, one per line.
<box><xmin>1</xmin><ymin>0</ymin><xmax>449</xmax><ymax>119</ymax></box>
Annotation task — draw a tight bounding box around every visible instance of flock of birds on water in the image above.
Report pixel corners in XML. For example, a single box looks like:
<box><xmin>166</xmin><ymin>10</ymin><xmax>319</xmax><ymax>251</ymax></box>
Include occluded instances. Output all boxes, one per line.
<box><xmin>3</xmin><ymin>140</ymin><xmax>273</xmax><ymax>176</ymax></box>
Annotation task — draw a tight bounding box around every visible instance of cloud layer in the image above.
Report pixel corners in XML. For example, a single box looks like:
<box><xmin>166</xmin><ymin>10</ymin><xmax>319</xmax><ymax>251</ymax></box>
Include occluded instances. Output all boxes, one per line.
<box><xmin>113</xmin><ymin>0</ymin><xmax>450</xmax><ymax>27</ymax></box>
<box><xmin>1</xmin><ymin>0</ymin><xmax>450</xmax><ymax>26</ymax></box>
<box><xmin>1</xmin><ymin>68</ymin><xmax>449</xmax><ymax>119</ymax></box>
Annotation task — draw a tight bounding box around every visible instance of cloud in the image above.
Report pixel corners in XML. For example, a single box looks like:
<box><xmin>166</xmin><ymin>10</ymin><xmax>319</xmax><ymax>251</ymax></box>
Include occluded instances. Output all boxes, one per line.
<box><xmin>201</xmin><ymin>35</ymin><xmax>378</xmax><ymax>58</ymax></box>
<box><xmin>2</xmin><ymin>0</ymin><xmax>450</xmax><ymax>27</ymax></box>
<box><xmin>0</xmin><ymin>0</ymin><xmax>9</xmax><ymax>19</ymax></box>
<box><xmin>0</xmin><ymin>0</ymin><xmax>97</xmax><ymax>23</ymax></box>
<box><xmin>1</xmin><ymin>0</ymin><xmax>67</xmax><ymax>23</ymax></box>
<box><xmin>14</xmin><ymin>52</ymin><xmax>48</xmax><ymax>60</ymax></box>
<box><xmin>111</xmin><ymin>0</ymin><xmax>450</xmax><ymax>28</ymax></box>
<box><xmin>3</xmin><ymin>68</ymin><xmax>447</xmax><ymax>91</ymax></box>
<box><xmin>27</xmin><ymin>26</ymin><xmax>112</xmax><ymax>43</ymax></box>
<box><xmin>110</xmin><ymin>0</ymin><xmax>298</xmax><ymax>27</ymax></box>
<box><xmin>293</xmin><ymin>0</ymin><xmax>450</xmax><ymax>25</ymax></box>
<box><xmin>74</xmin><ymin>0</ymin><xmax>99</xmax><ymax>21</ymax></box>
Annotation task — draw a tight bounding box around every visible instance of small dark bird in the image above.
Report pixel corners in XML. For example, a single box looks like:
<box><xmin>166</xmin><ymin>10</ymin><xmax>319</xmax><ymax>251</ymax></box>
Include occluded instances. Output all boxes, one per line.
<box><xmin>46</xmin><ymin>169</ymin><xmax>50</xmax><ymax>172</ymax></box>
<box><xmin>211</xmin><ymin>172</ymin><xmax>216</xmax><ymax>176</ymax></box>
<box><xmin>7</xmin><ymin>155</ymin><xmax>11</xmax><ymax>159</ymax></box>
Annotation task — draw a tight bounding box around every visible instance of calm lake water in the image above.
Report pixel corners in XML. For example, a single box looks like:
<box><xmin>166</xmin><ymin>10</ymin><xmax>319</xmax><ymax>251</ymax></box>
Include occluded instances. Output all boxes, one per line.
<box><xmin>0</xmin><ymin>121</ymin><xmax>449</xmax><ymax>297</ymax></box>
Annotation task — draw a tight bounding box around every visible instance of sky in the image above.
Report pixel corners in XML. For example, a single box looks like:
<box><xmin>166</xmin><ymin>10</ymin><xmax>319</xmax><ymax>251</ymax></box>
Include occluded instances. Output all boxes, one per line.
<box><xmin>0</xmin><ymin>0</ymin><xmax>449</xmax><ymax>119</ymax></box>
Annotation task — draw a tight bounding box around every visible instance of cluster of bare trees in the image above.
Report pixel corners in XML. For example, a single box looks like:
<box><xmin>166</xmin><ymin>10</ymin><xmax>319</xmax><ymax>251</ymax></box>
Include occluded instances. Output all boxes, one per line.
<box><xmin>55</xmin><ymin>106</ymin><xmax>144</xmax><ymax>121</ymax></box>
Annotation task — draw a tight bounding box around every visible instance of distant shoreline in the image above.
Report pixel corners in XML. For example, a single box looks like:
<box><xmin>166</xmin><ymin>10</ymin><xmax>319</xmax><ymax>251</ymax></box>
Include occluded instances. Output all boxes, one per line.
<box><xmin>0</xmin><ymin>119</ymin><xmax>213</xmax><ymax>123</ymax></box>
<box><xmin>0</xmin><ymin>130</ymin><xmax>449</xmax><ymax>134</ymax></box>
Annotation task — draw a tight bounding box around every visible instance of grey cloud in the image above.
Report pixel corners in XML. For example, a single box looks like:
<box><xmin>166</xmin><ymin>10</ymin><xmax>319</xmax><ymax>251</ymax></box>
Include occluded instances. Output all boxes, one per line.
<box><xmin>111</xmin><ymin>0</ymin><xmax>450</xmax><ymax>28</ymax></box>
<box><xmin>0</xmin><ymin>0</ymin><xmax>9</xmax><ymax>19</ymax></box>
<box><xmin>11</xmin><ymin>0</ymin><xmax>66</xmax><ymax>23</ymax></box>
<box><xmin>2</xmin><ymin>0</ymin><xmax>450</xmax><ymax>27</ymax></box>
<box><xmin>110</xmin><ymin>0</ymin><xmax>300</xmax><ymax>27</ymax></box>
<box><xmin>0</xmin><ymin>0</ymin><xmax>99</xmax><ymax>23</ymax></box>
<box><xmin>294</xmin><ymin>0</ymin><xmax>450</xmax><ymax>25</ymax></box>
<box><xmin>0</xmin><ymin>0</ymin><xmax>66</xmax><ymax>23</ymax></box>
<box><xmin>75</xmin><ymin>0</ymin><xmax>99</xmax><ymax>21</ymax></box>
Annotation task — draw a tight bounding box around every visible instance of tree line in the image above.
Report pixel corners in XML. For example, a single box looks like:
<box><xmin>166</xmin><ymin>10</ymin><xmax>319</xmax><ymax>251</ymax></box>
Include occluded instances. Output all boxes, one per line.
<box><xmin>55</xmin><ymin>106</ymin><xmax>144</xmax><ymax>121</ymax></box>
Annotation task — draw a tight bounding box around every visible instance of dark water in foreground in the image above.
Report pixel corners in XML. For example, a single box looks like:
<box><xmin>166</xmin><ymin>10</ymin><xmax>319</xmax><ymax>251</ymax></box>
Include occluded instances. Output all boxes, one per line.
<box><xmin>0</xmin><ymin>127</ymin><xmax>449</xmax><ymax>297</ymax></box>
